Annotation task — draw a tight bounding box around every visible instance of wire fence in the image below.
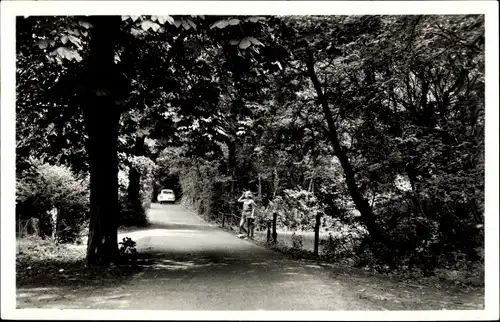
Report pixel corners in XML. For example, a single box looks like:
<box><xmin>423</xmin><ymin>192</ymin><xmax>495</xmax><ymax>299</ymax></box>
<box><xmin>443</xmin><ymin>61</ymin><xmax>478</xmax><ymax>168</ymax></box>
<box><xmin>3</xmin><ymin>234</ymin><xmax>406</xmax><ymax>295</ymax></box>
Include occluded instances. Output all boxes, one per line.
<box><xmin>217</xmin><ymin>211</ymin><xmax>323</xmax><ymax>254</ymax></box>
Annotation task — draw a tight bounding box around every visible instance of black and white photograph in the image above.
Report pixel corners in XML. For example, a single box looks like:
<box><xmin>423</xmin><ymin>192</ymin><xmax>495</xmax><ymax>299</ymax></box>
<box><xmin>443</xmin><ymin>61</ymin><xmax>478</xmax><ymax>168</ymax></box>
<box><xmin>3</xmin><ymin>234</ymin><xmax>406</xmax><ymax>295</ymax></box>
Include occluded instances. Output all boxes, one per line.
<box><xmin>1</xmin><ymin>1</ymin><xmax>498</xmax><ymax>320</ymax></box>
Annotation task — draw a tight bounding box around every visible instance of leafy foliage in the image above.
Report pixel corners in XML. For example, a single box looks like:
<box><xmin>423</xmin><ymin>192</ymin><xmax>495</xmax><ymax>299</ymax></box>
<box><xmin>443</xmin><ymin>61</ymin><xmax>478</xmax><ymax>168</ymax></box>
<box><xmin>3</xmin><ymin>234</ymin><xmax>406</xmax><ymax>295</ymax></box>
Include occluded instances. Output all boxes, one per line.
<box><xmin>270</xmin><ymin>189</ymin><xmax>320</xmax><ymax>231</ymax></box>
<box><xmin>156</xmin><ymin>15</ymin><xmax>484</xmax><ymax>275</ymax></box>
<box><xmin>118</xmin><ymin>237</ymin><xmax>138</xmax><ymax>262</ymax></box>
<box><xmin>291</xmin><ymin>232</ymin><xmax>304</xmax><ymax>250</ymax></box>
<box><xmin>117</xmin><ymin>155</ymin><xmax>155</xmax><ymax>227</ymax></box>
<box><xmin>16</xmin><ymin>14</ymin><xmax>484</xmax><ymax>274</ymax></box>
<box><xmin>16</xmin><ymin>159</ymin><xmax>89</xmax><ymax>243</ymax></box>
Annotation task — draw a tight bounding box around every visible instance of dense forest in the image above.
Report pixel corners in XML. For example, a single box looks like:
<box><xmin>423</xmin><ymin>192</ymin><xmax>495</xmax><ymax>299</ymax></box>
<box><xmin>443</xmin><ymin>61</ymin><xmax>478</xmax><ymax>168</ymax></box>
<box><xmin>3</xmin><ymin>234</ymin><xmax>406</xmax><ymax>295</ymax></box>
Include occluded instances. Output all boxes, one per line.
<box><xmin>16</xmin><ymin>15</ymin><xmax>484</xmax><ymax>276</ymax></box>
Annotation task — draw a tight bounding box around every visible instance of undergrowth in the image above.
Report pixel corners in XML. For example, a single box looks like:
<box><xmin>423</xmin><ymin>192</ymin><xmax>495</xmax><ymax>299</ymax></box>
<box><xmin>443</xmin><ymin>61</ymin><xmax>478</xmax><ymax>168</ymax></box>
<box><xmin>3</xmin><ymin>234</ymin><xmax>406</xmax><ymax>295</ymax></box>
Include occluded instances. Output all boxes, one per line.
<box><xmin>180</xmin><ymin>202</ymin><xmax>484</xmax><ymax>291</ymax></box>
<box><xmin>228</xmin><ymin>226</ymin><xmax>484</xmax><ymax>290</ymax></box>
<box><xmin>16</xmin><ymin>237</ymin><xmax>145</xmax><ymax>287</ymax></box>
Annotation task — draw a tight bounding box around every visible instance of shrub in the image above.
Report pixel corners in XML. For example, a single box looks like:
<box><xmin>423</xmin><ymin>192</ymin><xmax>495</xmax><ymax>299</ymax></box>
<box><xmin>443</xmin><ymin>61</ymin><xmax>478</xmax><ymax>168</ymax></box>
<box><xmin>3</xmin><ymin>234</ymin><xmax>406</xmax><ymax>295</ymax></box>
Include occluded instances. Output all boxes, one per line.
<box><xmin>16</xmin><ymin>159</ymin><xmax>89</xmax><ymax>243</ymax></box>
<box><xmin>320</xmin><ymin>230</ymin><xmax>365</xmax><ymax>261</ymax></box>
<box><xmin>118</xmin><ymin>237</ymin><xmax>138</xmax><ymax>261</ymax></box>
<box><xmin>365</xmin><ymin>192</ymin><xmax>484</xmax><ymax>273</ymax></box>
<box><xmin>117</xmin><ymin>156</ymin><xmax>154</xmax><ymax>227</ymax></box>
<box><xmin>131</xmin><ymin>155</ymin><xmax>155</xmax><ymax>210</ymax></box>
<box><xmin>118</xmin><ymin>199</ymin><xmax>148</xmax><ymax>227</ymax></box>
<box><xmin>291</xmin><ymin>232</ymin><xmax>304</xmax><ymax>250</ymax></box>
<box><xmin>176</xmin><ymin>159</ymin><xmax>232</xmax><ymax>221</ymax></box>
<box><xmin>272</xmin><ymin>188</ymin><xmax>320</xmax><ymax>231</ymax></box>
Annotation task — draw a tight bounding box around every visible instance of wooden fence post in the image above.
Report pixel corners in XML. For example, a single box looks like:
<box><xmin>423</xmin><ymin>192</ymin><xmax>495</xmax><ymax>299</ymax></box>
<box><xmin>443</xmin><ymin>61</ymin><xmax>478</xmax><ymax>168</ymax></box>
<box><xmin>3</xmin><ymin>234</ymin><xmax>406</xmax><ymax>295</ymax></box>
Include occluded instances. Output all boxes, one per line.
<box><xmin>314</xmin><ymin>213</ymin><xmax>321</xmax><ymax>256</ymax></box>
<box><xmin>222</xmin><ymin>214</ymin><xmax>225</xmax><ymax>228</ymax></box>
<box><xmin>267</xmin><ymin>219</ymin><xmax>271</xmax><ymax>243</ymax></box>
<box><xmin>272</xmin><ymin>212</ymin><xmax>278</xmax><ymax>243</ymax></box>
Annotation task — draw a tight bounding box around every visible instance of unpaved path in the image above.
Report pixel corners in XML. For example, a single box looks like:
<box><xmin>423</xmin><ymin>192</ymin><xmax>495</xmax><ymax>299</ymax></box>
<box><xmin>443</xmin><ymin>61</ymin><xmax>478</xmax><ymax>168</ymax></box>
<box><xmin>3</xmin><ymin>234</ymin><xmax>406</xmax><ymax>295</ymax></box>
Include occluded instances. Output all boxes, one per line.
<box><xmin>17</xmin><ymin>203</ymin><xmax>483</xmax><ymax>310</ymax></box>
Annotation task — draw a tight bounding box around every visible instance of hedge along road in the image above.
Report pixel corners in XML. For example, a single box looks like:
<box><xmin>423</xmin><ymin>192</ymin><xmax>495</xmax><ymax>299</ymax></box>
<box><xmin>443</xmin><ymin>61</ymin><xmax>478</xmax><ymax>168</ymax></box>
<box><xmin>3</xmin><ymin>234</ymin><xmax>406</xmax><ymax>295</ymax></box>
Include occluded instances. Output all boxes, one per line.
<box><xmin>17</xmin><ymin>203</ymin><xmax>483</xmax><ymax>310</ymax></box>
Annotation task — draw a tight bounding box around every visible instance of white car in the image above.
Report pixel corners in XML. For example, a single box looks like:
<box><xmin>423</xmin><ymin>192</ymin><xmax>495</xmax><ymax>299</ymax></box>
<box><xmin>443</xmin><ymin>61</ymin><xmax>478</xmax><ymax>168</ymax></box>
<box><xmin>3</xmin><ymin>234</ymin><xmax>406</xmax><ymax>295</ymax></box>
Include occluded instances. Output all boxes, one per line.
<box><xmin>157</xmin><ymin>189</ymin><xmax>176</xmax><ymax>204</ymax></box>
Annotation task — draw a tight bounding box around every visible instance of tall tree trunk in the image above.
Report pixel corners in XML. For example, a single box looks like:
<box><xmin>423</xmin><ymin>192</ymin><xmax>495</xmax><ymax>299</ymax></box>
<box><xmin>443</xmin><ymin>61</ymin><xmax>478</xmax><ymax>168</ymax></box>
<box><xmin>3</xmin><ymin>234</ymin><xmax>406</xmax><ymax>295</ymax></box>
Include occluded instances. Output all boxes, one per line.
<box><xmin>128</xmin><ymin>167</ymin><xmax>141</xmax><ymax>205</ymax></box>
<box><xmin>258</xmin><ymin>173</ymin><xmax>262</xmax><ymax>200</ymax></box>
<box><xmin>84</xmin><ymin>100</ymin><xmax>121</xmax><ymax>264</ymax></box>
<box><xmin>273</xmin><ymin>168</ymin><xmax>279</xmax><ymax>199</ymax></box>
<box><xmin>256</xmin><ymin>154</ymin><xmax>262</xmax><ymax>200</ymax></box>
<box><xmin>305</xmin><ymin>50</ymin><xmax>383</xmax><ymax>242</ymax></box>
<box><xmin>50</xmin><ymin>208</ymin><xmax>58</xmax><ymax>243</ymax></box>
<box><xmin>228</xmin><ymin>139</ymin><xmax>237</xmax><ymax>193</ymax></box>
<box><xmin>127</xmin><ymin>135</ymin><xmax>146</xmax><ymax>208</ymax></box>
<box><xmin>152</xmin><ymin>183</ymin><xmax>160</xmax><ymax>202</ymax></box>
<box><xmin>83</xmin><ymin>16</ymin><xmax>123</xmax><ymax>264</ymax></box>
<box><xmin>405</xmin><ymin>163</ymin><xmax>424</xmax><ymax>217</ymax></box>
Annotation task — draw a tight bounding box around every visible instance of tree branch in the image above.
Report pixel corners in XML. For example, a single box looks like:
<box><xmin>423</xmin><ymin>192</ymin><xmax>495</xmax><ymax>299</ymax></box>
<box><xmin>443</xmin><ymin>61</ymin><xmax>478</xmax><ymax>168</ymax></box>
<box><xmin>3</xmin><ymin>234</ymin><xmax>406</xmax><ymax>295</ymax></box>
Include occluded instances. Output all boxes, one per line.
<box><xmin>305</xmin><ymin>48</ymin><xmax>382</xmax><ymax>241</ymax></box>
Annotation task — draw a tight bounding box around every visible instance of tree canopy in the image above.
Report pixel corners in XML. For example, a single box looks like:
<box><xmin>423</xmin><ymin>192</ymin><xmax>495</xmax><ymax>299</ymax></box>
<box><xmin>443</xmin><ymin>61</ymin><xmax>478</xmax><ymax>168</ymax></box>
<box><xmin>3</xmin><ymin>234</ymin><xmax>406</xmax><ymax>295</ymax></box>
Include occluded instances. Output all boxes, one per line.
<box><xmin>16</xmin><ymin>14</ymin><xmax>485</xmax><ymax>271</ymax></box>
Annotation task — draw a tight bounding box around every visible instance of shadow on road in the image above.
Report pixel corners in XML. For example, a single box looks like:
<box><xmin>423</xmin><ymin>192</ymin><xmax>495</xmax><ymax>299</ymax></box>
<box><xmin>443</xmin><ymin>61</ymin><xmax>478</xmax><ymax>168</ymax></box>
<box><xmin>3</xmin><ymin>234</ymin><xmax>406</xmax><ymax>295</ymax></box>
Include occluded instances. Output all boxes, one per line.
<box><xmin>17</xmin><ymin>204</ymin><xmax>485</xmax><ymax>310</ymax></box>
<box><xmin>119</xmin><ymin>222</ymin><xmax>215</xmax><ymax>235</ymax></box>
<box><xmin>146</xmin><ymin>221</ymin><xmax>216</xmax><ymax>232</ymax></box>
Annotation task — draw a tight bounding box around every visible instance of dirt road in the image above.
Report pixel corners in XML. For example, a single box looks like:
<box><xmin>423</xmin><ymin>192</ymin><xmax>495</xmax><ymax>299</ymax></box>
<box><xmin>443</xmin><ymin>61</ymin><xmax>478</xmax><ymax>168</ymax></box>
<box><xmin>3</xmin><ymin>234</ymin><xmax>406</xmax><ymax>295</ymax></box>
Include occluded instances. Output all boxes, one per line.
<box><xmin>16</xmin><ymin>203</ymin><xmax>483</xmax><ymax>310</ymax></box>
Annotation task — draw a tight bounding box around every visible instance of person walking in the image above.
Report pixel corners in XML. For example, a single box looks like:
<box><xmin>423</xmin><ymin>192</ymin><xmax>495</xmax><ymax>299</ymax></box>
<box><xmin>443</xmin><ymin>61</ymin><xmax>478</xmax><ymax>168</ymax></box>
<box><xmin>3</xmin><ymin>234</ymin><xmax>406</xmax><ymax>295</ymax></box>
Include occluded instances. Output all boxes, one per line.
<box><xmin>237</xmin><ymin>190</ymin><xmax>256</xmax><ymax>238</ymax></box>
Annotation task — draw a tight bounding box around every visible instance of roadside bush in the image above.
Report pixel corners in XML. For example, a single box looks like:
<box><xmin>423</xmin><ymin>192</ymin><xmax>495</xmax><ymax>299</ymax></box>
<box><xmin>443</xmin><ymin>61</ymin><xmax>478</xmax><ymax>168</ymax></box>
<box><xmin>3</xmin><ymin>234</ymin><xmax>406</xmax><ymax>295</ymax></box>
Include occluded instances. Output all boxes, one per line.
<box><xmin>16</xmin><ymin>158</ymin><xmax>89</xmax><ymax>243</ymax></box>
<box><xmin>177</xmin><ymin>158</ymin><xmax>233</xmax><ymax>221</ymax></box>
<box><xmin>118</xmin><ymin>197</ymin><xmax>148</xmax><ymax>227</ymax></box>
<box><xmin>117</xmin><ymin>156</ymin><xmax>154</xmax><ymax>227</ymax></box>
<box><xmin>321</xmin><ymin>233</ymin><xmax>359</xmax><ymax>260</ymax></box>
<box><xmin>57</xmin><ymin>217</ymin><xmax>88</xmax><ymax>244</ymax></box>
<box><xmin>131</xmin><ymin>155</ymin><xmax>155</xmax><ymax>210</ymax></box>
<box><xmin>357</xmin><ymin>193</ymin><xmax>484</xmax><ymax>274</ymax></box>
<box><xmin>273</xmin><ymin>188</ymin><xmax>320</xmax><ymax>231</ymax></box>
<box><xmin>119</xmin><ymin>237</ymin><xmax>138</xmax><ymax>262</ymax></box>
<box><xmin>291</xmin><ymin>232</ymin><xmax>304</xmax><ymax>250</ymax></box>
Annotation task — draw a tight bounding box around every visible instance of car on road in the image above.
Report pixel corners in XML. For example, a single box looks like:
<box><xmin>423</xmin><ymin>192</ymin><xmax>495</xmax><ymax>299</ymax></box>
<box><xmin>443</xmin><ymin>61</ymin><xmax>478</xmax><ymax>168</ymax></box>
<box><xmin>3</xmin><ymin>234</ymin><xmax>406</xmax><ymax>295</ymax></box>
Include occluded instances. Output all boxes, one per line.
<box><xmin>157</xmin><ymin>189</ymin><xmax>176</xmax><ymax>204</ymax></box>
